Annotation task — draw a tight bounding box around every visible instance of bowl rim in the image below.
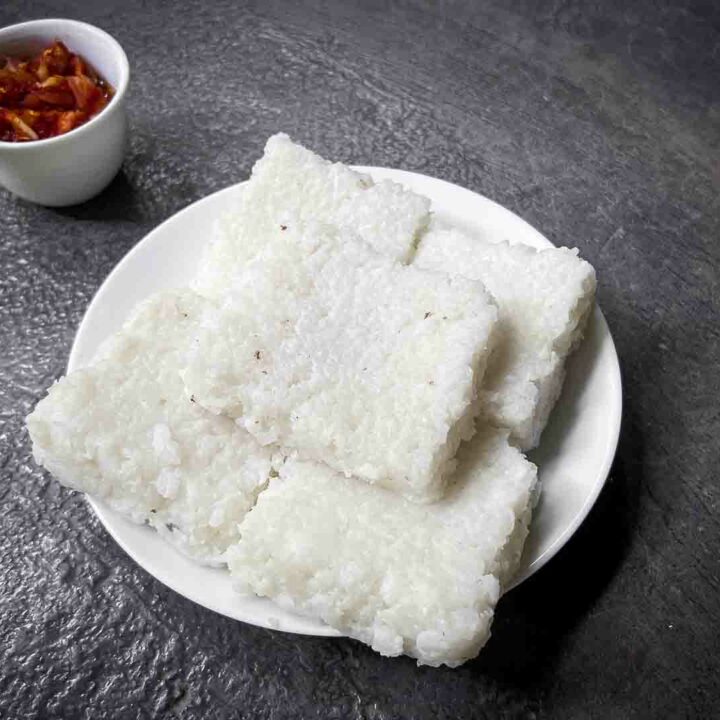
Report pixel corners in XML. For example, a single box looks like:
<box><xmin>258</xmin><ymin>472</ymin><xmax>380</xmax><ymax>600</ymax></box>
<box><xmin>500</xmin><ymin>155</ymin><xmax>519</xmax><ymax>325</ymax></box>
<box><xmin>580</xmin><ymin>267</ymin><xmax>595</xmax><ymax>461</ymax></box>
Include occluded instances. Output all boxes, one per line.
<box><xmin>0</xmin><ymin>18</ymin><xmax>130</xmax><ymax>150</ymax></box>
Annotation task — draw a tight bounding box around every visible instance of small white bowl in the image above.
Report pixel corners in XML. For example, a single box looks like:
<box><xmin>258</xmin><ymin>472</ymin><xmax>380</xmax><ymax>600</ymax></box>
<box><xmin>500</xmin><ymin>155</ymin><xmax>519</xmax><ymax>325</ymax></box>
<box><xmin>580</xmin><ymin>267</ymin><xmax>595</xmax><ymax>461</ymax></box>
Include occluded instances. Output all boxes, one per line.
<box><xmin>0</xmin><ymin>19</ymin><xmax>129</xmax><ymax>206</ymax></box>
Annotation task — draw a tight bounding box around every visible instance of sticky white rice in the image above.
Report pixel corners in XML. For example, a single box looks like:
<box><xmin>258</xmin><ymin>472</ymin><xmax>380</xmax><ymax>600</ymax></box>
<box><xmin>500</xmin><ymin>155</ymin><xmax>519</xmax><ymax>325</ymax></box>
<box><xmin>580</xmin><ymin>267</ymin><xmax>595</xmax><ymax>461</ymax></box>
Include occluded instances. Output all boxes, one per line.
<box><xmin>194</xmin><ymin>133</ymin><xmax>430</xmax><ymax>297</ymax></box>
<box><xmin>24</xmin><ymin>131</ymin><xmax>600</xmax><ymax>668</ymax></box>
<box><xmin>414</xmin><ymin>227</ymin><xmax>596</xmax><ymax>449</ymax></box>
<box><xmin>26</xmin><ymin>290</ymin><xmax>276</xmax><ymax>564</ymax></box>
<box><xmin>227</xmin><ymin>428</ymin><xmax>538</xmax><ymax>667</ymax></box>
<box><xmin>184</xmin><ymin>222</ymin><xmax>497</xmax><ymax>503</ymax></box>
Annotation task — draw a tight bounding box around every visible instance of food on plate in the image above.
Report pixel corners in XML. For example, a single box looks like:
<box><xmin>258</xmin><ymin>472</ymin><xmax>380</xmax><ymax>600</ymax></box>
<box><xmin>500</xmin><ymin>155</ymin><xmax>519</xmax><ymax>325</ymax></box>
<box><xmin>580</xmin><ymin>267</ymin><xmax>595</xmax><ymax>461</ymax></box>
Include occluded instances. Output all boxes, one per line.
<box><xmin>193</xmin><ymin>133</ymin><xmax>430</xmax><ymax>296</ymax></box>
<box><xmin>26</xmin><ymin>132</ymin><xmax>600</xmax><ymax>667</ymax></box>
<box><xmin>227</xmin><ymin>428</ymin><xmax>538</xmax><ymax>667</ymax></box>
<box><xmin>414</xmin><ymin>226</ymin><xmax>596</xmax><ymax>449</ymax></box>
<box><xmin>0</xmin><ymin>40</ymin><xmax>113</xmax><ymax>142</ymax></box>
<box><xmin>26</xmin><ymin>290</ymin><xmax>275</xmax><ymax>564</ymax></box>
<box><xmin>184</xmin><ymin>221</ymin><xmax>497</xmax><ymax>503</ymax></box>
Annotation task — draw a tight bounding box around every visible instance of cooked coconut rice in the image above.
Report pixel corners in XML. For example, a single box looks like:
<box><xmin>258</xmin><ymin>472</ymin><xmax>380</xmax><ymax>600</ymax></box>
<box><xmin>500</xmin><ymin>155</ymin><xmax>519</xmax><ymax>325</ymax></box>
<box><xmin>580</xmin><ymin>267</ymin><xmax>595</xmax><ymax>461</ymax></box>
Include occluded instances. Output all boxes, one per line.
<box><xmin>185</xmin><ymin>222</ymin><xmax>497</xmax><ymax>503</ymax></box>
<box><xmin>227</xmin><ymin>428</ymin><xmax>538</xmax><ymax>667</ymax></box>
<box><xmin>25</xmin><ymin>132</ymin><xmax>599</xmax><ymax>668</ymax></box>
<box><xmin>26</xmin><ymin>290</ymin><xmax>276</xmax><ymax>564</ymax></box>
<box><xmin>194</xmin><ymin>133</ymin><xmax>430</xmax><ymax>297</ymax></box>
<box><xmin>414</xmin><ymin>226</ymin><xmax>596</xmax><ymax>449</ymax></box>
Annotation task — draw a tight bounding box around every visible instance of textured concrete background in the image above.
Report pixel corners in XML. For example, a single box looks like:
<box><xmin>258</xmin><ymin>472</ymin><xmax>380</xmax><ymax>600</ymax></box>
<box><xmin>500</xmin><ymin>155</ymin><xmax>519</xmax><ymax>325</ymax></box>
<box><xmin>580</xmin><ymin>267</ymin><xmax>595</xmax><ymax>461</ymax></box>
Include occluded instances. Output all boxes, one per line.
<box><xmin>1</xmin><ymin>0</ymin><xmax>718</xmax><ymax>717</ymax></box>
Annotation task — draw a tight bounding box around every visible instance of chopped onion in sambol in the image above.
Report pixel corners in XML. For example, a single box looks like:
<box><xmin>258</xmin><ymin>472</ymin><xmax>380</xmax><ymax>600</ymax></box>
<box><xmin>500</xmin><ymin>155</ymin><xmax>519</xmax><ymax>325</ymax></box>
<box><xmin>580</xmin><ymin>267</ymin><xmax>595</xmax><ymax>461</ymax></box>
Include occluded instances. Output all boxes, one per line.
<box><xmin>0</xmin><ymin>41</ymin><xmax>114</xmax><ymax>142</ymax></box>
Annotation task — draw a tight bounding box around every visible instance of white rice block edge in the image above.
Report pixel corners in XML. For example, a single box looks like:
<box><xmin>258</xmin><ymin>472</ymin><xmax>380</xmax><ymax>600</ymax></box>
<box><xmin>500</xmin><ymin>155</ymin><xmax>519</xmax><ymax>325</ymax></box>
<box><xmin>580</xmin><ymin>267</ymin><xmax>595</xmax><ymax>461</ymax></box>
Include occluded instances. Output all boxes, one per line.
<box><xmin>184</xmin><ymin>223</ymin><xmax>497</xmax><ymax>504</ymax></box>
<box><xmin>193</xmin><ymin>132</ymin><xmax>430</xmax><ymax>297</ymax></box>
<box><xmin>26</xmin><ymin>289</ymin><xmax>275</xmax><ymax>564</ymax></box>
<box><xmin>414</xmin><ymin>227</ymin><xmax>597</xmax><ymax>450</ymax></box>
<box><xmin>227</xmin><ymin>428</ymin><xmax>538</xmax><ymax>668</ymax></box>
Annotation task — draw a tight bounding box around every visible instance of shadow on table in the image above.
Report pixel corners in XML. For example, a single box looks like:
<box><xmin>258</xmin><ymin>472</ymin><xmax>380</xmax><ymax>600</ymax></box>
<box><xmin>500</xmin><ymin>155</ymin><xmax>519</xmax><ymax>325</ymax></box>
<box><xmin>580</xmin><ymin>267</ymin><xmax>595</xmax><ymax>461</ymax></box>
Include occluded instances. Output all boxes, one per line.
<box><xmin>471</xmin><ymin>395</ymin><xmax>643</xmax><ymax>684</ymax></box>
<box><xmin>49</xmin><ymin>170</ymin><xmax>147</xmax><ymax>223</ymax></box>
<box><xmin>50</xmin><ymin>159</ymin><xmax>200</xmax><ymax>224</ymax></box>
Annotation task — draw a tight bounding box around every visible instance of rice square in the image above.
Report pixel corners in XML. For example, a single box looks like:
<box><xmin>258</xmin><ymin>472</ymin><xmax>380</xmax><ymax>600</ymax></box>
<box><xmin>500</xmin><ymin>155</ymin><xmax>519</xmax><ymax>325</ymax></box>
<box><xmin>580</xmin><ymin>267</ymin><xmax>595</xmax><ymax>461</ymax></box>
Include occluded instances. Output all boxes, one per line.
<box><xmin>227</xmin><ymin>428</ymin><xmax>538</xmax><ymax>667</ymax></box>
<box><xmin>184</xmin><ymin>223</ymin><xmax>497</xmax><ymax>503</ymax></box>
<box><xmin>26</xmin><ymin>290</ymin><xmax>276</xmax><ymax>564</ymax></box>
<box><xmin>194</xmin><ymin>133</ymin><xmax>430</xmax><ymax>297</ymax></box>
<box><xmin>414</xmin><ymin>227</ymin><xmax>596</xmax><ymax>449</ymax></box>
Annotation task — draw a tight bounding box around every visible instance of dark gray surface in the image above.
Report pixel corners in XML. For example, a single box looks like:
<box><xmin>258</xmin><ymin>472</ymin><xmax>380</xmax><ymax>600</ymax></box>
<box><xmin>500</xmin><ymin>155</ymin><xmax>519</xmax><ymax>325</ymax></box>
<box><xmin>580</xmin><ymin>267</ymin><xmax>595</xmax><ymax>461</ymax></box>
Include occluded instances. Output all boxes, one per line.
<box><xmin>1</xmin><ymin>0</ymin><xmax>718</xmax><ymax>717</ymax></box>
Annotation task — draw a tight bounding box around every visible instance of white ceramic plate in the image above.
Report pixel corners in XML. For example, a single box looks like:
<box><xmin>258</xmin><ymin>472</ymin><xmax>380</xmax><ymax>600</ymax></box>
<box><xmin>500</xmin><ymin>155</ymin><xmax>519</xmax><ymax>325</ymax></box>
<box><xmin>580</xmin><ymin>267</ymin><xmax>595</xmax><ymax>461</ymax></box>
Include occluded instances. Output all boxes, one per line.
<box><xmin>68</xmin><ymin>168</ymin><xmax>622</xmax><ymax>636</ymax></box>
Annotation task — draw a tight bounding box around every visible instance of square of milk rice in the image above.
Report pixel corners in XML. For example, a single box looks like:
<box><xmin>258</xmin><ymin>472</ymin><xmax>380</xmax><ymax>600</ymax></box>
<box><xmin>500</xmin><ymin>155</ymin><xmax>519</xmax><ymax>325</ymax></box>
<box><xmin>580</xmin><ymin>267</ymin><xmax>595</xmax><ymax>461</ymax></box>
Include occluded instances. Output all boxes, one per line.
<box><xmin>414</xmin><ymin>227</ymin><xmax>597</xmax><ymax>450</ymax></box>
<box><xmin>227</xmin><ymin>428</ymin><xmax>538</xmax><ymax>667</ymax></box>
<box><xmin>193</xmin><ymin>133</ymin><xmax>430</xmax><ymax>297</ymax></box>
<box><xmin>184</xmin><ymin>223</ymin><xmax>497</xmax><ymax>503</ymax></box>
<box><xmin>26</xmin><ymin>290</ymin><xmax>276</xmax><ymax>564</ymax></box>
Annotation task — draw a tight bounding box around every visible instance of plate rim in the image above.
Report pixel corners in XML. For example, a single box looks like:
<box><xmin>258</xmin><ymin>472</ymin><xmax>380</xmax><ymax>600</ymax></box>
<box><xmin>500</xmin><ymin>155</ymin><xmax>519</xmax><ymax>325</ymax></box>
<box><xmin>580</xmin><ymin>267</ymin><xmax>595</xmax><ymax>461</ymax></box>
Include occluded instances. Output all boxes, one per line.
<box><xmin>68</xmin><ymin>167</ymin><xmax>622</xmax><ymax>633</ymax></box>
<box><xmin>507</xmin><ymin>306</ymin><xmax>622</xmax><ymax>589</ymax></box>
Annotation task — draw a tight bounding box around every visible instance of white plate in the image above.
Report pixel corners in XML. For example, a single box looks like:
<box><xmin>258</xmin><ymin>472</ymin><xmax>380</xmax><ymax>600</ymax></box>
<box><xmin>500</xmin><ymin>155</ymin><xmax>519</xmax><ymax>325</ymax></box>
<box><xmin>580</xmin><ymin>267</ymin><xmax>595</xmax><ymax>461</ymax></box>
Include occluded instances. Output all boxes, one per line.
<box><xmin>68</xmin><ymin>168</ymin><xmax>622</xmax><ymax>636</ymax></box>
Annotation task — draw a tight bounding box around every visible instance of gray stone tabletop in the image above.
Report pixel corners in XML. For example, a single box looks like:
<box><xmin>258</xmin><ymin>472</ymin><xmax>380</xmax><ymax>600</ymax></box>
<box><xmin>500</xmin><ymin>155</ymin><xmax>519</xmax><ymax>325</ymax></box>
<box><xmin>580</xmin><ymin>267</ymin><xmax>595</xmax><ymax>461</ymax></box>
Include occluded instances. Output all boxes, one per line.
<box><xmin>1</xmin><ymin>0</ymin><xmax>718</xmax><ymax>717</ymax></box>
